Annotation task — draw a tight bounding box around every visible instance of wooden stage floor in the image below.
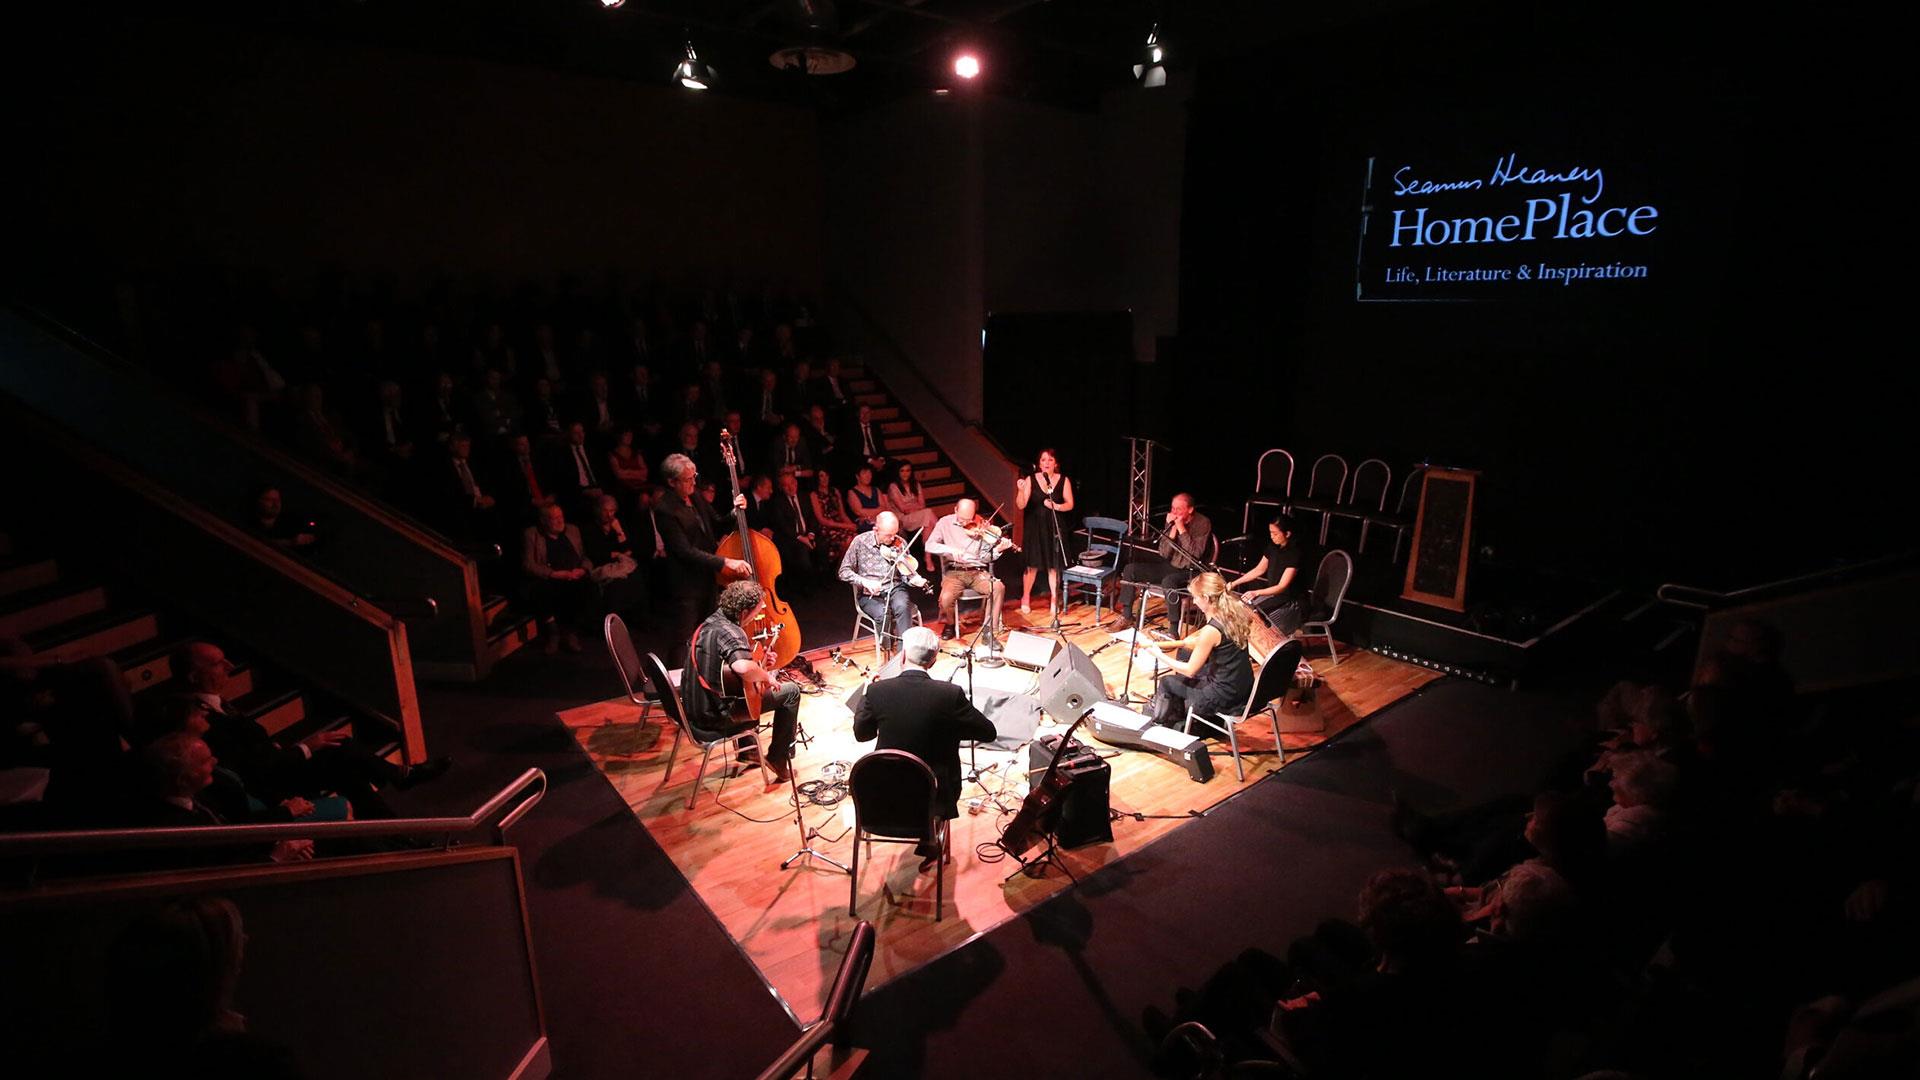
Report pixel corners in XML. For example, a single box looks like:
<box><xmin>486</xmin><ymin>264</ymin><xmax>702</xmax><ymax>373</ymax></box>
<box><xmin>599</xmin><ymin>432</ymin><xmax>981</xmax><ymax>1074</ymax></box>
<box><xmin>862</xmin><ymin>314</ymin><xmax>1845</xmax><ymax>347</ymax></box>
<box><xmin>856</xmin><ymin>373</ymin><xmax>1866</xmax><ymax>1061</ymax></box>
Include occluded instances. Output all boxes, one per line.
<box><xmin>558</xmin><ymin>598</ymin><xmax>1440</xmax><ymax>1024</ymax></box>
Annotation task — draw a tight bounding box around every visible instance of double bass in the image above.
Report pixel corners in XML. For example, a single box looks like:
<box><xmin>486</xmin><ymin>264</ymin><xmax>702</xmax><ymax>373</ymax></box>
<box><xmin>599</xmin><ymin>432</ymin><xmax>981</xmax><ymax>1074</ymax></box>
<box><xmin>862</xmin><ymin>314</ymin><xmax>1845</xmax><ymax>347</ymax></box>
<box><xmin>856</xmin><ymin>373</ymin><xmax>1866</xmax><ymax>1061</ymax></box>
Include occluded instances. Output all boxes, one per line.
<box><xmin>715</xmin><ymin>429</ymin><xmax>802</xmax><ymax>718</ymax></box>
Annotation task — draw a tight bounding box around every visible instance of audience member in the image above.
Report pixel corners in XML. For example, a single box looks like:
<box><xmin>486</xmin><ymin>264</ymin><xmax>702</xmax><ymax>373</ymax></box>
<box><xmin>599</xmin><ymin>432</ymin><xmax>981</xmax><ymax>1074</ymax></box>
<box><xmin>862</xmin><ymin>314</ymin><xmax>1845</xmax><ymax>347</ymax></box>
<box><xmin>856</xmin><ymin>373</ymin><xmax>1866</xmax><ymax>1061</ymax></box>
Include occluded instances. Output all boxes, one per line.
<box><xmin>521</xmin><ymin>503</ymin><xmax>594</xmax><ymax>654</ymax></box>
<box><xmin>104</xmin><ymin>896</ymin><xmax>309</xmax><ymax>1078</ymax></box>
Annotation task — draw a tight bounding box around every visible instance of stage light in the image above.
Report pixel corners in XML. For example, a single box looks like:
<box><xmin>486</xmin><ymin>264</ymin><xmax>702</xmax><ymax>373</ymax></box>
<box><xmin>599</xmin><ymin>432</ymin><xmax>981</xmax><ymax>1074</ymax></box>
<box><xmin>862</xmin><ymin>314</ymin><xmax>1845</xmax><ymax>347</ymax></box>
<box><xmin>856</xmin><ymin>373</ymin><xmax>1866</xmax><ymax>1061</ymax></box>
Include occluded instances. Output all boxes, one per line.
<box><xmin>674</xmin><ymin>40</ymin><xmax>714</xmax><ymax>90</ymax></box>
<box><xmin>1133</xmin><ymin>24</ymin><xmax>1166</xmax><ymax>87</ymax></box>
<box><xmin>953</xmin><ymin>54</ymin><xmax>980</xmax><ymax>80</ymax></box>
<box><xmin>601</xmin><ymin>0</ymin><xmax>625</xmax><ymax>8</ymax></box>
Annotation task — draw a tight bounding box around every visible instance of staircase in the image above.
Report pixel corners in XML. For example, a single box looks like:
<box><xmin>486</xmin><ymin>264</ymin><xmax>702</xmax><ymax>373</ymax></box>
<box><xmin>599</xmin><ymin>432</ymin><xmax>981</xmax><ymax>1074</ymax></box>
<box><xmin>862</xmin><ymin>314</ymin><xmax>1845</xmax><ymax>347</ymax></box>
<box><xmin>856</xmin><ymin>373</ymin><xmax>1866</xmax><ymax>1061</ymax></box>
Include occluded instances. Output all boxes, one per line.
<box><xmin>0</xmin><ymin>529</ymin><xmax>407</xmax><ymax>764</ymax></box>
<box><xmin>845</xmin><ymin>363</ymin><xmax>986</xmax><ymax>522</ymax></box>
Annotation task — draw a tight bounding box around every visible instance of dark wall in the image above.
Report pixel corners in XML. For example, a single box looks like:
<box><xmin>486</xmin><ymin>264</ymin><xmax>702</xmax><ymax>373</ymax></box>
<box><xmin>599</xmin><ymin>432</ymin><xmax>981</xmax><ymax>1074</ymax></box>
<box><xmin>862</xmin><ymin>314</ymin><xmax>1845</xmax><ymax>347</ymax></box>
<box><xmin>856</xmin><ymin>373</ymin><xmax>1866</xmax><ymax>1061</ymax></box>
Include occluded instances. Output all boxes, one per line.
<box><xmin>827</xmin><ymin>83</ymin><xmax>1190</xmax><ymax>489</ymax></box>
<box><xmin>824</xmin><ymin>97</ymin><xmax>984</xmax><ymax>419</ymax></box>
<box><xmin>17</xmin><ymin>17</ymin><xmax>823</xmax><ymax>290</ymax></box>
<box><xmin>1175</xmin><ymin>2</ymin><xmax>1902</xmax><ymax>583</ymax></box>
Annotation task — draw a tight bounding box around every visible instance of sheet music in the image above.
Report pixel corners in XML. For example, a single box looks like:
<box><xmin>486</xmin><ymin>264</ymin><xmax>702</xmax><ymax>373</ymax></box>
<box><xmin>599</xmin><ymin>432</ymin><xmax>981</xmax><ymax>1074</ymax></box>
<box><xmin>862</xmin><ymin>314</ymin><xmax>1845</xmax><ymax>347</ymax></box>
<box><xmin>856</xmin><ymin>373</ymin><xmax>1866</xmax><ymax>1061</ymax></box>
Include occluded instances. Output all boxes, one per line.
<box><xmin>1107</xmin><ymin>630</ymin><xmax>1175</xmax><ymax>678</ymax></box>
<box><xmin>1090</xmin><ymin>700</ymin><xmax>1153</xmax><ymax>732</ymax></box>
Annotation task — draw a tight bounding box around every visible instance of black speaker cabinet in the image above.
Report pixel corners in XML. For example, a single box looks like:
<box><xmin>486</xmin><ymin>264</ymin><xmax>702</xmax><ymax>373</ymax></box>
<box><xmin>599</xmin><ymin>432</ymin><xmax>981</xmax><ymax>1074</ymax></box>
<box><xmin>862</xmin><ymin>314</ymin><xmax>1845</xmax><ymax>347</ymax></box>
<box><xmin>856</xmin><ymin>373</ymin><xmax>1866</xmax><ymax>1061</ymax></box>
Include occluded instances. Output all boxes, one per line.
<box><xmin>1027</xmin><ymin>736</ymin><xmax>1114</xmax><ymax>849</ymax></box>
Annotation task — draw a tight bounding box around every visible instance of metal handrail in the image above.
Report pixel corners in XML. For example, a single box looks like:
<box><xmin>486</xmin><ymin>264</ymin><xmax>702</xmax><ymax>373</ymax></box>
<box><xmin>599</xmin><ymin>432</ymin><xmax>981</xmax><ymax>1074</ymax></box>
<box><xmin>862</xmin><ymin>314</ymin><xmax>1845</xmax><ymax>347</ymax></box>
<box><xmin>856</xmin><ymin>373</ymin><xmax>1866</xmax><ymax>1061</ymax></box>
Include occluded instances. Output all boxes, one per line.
<box><xmin>367</xmin><ymin>595</ymin><xmax>442</xmax><ymax>620</ymax></box>
<box><xmin>0</xmin><ymin>768</ymin><xmax>546</xmax><ymax>856</ymax></box>
<box><xmin>1655</xmin><ymin>550</ymin><xmax>1918</xmax><ymax>612</ymax></box>
<box><xmin>753</xmin><ymin>921</ymin><xmax>877</xmax><ymax>1080</ymax></box>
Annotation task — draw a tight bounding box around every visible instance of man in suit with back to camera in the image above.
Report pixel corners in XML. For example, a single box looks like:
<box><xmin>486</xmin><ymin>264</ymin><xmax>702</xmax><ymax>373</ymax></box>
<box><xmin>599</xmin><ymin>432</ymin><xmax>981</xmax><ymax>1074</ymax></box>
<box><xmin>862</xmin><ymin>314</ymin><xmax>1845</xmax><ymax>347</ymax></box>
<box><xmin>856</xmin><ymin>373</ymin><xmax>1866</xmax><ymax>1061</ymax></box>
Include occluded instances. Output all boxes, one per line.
<box><xmin>853</xmin><ymin>625</ymin><xmax>997</xmax><ymax>872</ymax></box>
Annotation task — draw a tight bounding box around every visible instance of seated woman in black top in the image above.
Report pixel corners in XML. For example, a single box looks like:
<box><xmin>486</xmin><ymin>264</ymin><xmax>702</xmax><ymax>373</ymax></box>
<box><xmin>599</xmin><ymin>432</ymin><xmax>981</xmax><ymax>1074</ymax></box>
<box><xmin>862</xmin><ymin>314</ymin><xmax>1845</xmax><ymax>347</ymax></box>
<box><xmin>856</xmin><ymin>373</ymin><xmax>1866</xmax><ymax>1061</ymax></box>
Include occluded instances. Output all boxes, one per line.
<box><xmin>1144</xmin><ymin>572</ymin><xmax>1256</xmax><ymax>731</ymax></box>
<box><xmin>1228</xmin><ymin>515</ymin><xmax>1307</xmax><ymax>633</ymax></box>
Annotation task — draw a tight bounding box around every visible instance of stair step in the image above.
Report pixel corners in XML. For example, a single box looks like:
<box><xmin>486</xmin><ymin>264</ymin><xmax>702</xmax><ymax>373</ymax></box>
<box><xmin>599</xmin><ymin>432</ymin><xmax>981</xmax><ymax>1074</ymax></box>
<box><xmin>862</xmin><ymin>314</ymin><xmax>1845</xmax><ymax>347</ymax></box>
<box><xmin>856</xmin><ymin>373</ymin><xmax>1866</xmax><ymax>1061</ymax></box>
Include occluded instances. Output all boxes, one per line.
<box><xmin>234</xmin><ymin>687</ymin><xmax>306</xmax><ymax>738</ymax></box>
<box><xmin>848</xmin><ymin>380</ymin><xmax>879</xmax><ymax>394</ymax></box>
<box><xmin>884</xmin><ymin>435</ymin><xmax>925</xmax><ymax>452</ymax></box>
<box><xmin>115</xmin><ymin>637</ymin><xmax>183</xmax><ymax>694</ymax></box>
<box><xmin>854</xmin><ymin>392</ymin><xmax>888</xmax><ymax>406</ymax></box>
<box><xmin>24</xmin><ymin>609</ymin><xmax>161</xmax><ymax>664</ymax></box>
<box><xmin>919</xmin><ymin>465</ymin><xmax>953</xmax><ymax>482</ymax></box>
<box><xmin>0</xmin><ymin>582</ymin><xmax>108</xmax><ymax>638</ymax></box>
<box><xmin>900</xmin><ymin>450</ymin><xmax>939</xmax><ymax>466</ymax></box>
<box><xmin>924</xmin><ymin>481</ymin><xmax>967</xmax><ymax>501</ymax></box>
<box><xmin>869</xmin><ymin>406</ymin><xmax>901</xmax><ymax>422</ymax></box>
<box><xmin>0</xmin><ymin>558</ymin><xmax>59</xmax><ymax>599</ymax></box>
<box><xmin>880</xmin><ymin>421</ymin><xmax>913</xmax><ymax>435</ymax></box>
<box><xmin>487</xmin><ymin>613</ymin><xmax>542</xmax><ymax>663</ymax></box>
<box><xmin>483</xmin><ymin>594</ymin><xmax>511</xmax><ymax>626</ymax></box>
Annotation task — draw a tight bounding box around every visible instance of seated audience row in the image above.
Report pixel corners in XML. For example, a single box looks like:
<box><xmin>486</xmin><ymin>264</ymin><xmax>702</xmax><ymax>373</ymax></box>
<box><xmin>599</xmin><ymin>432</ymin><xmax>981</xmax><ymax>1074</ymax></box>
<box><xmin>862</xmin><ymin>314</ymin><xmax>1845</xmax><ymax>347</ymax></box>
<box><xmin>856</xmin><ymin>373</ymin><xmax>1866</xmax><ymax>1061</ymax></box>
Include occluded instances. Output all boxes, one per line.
<box><xmin>1144</xmin><ymin>621</ymin><xmax>1920</xmax><ymax>1079</ymax></box>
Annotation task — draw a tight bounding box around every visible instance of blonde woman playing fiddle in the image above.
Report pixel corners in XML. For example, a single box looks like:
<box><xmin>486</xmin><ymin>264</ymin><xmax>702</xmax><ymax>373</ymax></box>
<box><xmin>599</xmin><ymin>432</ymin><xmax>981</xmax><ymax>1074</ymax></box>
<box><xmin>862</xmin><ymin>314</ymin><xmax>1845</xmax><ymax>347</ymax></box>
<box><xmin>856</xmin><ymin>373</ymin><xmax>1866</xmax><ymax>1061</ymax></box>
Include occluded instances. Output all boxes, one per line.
<box><xmin>1143</xmin><ymin>572</ymin><xmax>1256</xmax><ymax>733</ymax></box>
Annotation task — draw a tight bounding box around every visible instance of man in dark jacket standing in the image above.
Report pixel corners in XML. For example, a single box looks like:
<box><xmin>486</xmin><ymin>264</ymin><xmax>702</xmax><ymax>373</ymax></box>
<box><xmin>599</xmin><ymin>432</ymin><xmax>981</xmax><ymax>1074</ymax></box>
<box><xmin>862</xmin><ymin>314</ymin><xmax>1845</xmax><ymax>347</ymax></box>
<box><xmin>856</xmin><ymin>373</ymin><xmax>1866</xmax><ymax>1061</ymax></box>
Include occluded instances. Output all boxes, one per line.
<box><xmin>852</xmin><ymin>626</ymin><xmax>997</xmax><ymax>870</ymax></box>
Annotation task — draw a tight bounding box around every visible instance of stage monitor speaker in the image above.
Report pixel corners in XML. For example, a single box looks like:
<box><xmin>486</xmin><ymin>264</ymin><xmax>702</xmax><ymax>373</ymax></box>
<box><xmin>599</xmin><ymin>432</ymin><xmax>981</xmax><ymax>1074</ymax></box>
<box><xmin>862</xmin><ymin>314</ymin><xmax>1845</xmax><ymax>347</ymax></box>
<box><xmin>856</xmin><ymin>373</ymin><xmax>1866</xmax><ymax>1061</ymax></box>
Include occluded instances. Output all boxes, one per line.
<box><xmin>1036</xmin><ymin>640</ymin><xmax>1108</xmax><ymax>721</ymax></box>
<box><xmin>843</xmin><ymin>650</ymin><xmax>910</xmax><ymax>713</ymax></box>
<box><xmin>1027</xmin><ymin>735</ymin><xmax>1113</xmax><ymax>849</ymax></box>
<box><xmin>1002</xmin><ymin>630</ymin><xmax>1058</xmax><ymax>670</ymax></box>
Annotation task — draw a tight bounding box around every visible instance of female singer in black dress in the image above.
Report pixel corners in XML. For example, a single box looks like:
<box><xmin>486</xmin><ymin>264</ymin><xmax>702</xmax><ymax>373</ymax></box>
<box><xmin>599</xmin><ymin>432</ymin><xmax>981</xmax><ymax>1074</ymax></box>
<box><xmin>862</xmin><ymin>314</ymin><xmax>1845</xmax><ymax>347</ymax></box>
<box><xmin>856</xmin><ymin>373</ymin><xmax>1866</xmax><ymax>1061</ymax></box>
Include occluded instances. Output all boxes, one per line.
<box><xmin>1015</xmin><ymin>448</ymin><xmax>1075</xmax><ymax>616</ymax></box>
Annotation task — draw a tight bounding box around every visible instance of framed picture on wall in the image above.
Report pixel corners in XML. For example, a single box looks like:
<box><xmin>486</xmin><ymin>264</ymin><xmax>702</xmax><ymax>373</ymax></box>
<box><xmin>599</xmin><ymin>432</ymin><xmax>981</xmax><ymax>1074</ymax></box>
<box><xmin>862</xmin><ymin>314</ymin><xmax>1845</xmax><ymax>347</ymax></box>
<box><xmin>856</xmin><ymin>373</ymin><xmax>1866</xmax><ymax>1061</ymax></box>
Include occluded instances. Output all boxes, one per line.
<box><xmin>1401</xmin><ymin>468</ymin><xmax>1478</xmax><ymax>612</ymax></box>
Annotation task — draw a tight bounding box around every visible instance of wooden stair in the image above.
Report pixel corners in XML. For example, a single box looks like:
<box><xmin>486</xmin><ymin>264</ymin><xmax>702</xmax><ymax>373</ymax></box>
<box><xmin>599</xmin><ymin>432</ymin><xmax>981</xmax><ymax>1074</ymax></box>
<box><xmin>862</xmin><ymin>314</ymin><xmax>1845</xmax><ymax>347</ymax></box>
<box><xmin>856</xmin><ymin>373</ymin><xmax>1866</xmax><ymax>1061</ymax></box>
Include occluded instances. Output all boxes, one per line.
<box><xmin>841</xmin><ymin>365</ymin><xmax>991</xmax><ymax>524</ymax></box>
<box><xmin>0</xmin><ymin>530</ymin><xmax>379</xmax><ymax>765</ymax></box>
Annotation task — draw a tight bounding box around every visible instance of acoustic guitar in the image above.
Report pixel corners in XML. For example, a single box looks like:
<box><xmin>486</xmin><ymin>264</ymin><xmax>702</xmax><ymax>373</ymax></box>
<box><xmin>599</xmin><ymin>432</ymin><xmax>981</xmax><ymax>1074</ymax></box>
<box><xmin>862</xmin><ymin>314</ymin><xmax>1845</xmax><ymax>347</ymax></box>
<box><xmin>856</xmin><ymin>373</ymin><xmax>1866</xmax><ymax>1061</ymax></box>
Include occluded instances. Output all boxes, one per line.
<box><xmin>998</xmin><ymin>712</ymin><xmax>1092</xmax><ymax>858</ymax></box>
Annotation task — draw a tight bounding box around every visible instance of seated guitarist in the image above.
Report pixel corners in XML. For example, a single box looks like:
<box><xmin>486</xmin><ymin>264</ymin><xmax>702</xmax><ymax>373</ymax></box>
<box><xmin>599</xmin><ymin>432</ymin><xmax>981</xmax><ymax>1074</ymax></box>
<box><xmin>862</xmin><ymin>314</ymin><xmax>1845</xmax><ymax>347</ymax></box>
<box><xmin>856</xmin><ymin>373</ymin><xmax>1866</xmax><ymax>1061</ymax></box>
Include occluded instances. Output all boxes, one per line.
<box><xmin>683</xmin><ymin>580</ymin><xmax>801</xmax><ymax>785</ymax></box>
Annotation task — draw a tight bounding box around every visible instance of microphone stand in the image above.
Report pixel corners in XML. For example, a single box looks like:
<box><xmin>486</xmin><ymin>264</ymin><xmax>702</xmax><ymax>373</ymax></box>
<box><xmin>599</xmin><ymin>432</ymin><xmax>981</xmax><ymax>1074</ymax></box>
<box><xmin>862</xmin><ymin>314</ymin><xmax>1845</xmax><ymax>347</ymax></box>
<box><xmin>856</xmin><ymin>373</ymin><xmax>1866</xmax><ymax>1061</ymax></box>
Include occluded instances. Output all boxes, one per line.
<box><xmin>779</xmin><ymin>763</ymin><xmax>850</xmax><ymax>876</ymax></box>
<box><xmin>872</xmin><ymin>527</ymin><xmax>926</xmax><ymax>659</ymax></box>
<box><xmin>1129</xmin><ymin>513</ymin><xmax>1223</xmax><ymax>638</ymax></box>
<box><xmin>1118</xmin><ymin>585</ymin><xmax>1156</xmax><ymax>705</ymax></box>
<box><xmin>1039</xmin><ymin>476</ymin><xmax>1082</xmax><ymax>639</ymax></box>
<box><xmin>954</xmin><ymin>517</ymin><xmax>1010</xmax><ymax>669</ymax></box>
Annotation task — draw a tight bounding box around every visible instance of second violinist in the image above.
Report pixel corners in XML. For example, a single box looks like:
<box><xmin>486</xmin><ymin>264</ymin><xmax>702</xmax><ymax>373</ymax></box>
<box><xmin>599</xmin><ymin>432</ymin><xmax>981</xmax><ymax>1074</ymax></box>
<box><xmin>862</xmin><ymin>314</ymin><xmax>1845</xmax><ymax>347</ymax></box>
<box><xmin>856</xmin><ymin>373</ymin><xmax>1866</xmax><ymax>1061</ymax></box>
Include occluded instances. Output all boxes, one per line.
<box><xmin>926</xmin><ymin>498</ymin><xmax>1015</xmax><ymax>643</ymax></box>
<box><xmin>837</xmin><ymin>511</ymin><xmax>928</xmax><ymax>657</ymax></box>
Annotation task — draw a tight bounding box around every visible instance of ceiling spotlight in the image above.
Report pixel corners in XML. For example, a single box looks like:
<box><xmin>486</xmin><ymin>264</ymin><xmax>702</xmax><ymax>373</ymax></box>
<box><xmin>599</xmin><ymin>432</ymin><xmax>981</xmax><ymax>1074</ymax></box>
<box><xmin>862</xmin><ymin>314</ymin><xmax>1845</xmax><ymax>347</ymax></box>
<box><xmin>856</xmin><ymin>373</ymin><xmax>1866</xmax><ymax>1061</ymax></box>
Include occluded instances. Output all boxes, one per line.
<box><xmin>601</xmin><ymin>0</ymin><xmax>625</xmax><ymax>8</ymax></box>
<box><xmin>1133</xmin><ymin>24</ymin><xmax>1167</xmax><ymax>88</ymax></box>
<box><xmin>953</xmin><ymin>53</ymin><xmax>981</xmax><ymax>80</ymax></box>
<box><xmin>674</xmin><ymin>41</ymin><xmax>714</xmax><ymax>90</ymax></box>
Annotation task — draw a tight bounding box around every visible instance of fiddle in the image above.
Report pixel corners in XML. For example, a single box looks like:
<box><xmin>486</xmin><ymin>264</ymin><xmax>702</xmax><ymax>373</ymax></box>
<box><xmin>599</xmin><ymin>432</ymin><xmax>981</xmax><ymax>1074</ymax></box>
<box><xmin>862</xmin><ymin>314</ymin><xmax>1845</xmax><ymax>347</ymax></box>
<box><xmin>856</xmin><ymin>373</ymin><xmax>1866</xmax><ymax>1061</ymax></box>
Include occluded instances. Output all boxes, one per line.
<box><xmin>872</xmin><ymin>537</ymin><xmax>931</xmax><ymax>591</ymax></box>
<box><xmin>960</xmin><ymin>513</ymin><xmax>1020</xmax><ymax>552</ymax></box>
